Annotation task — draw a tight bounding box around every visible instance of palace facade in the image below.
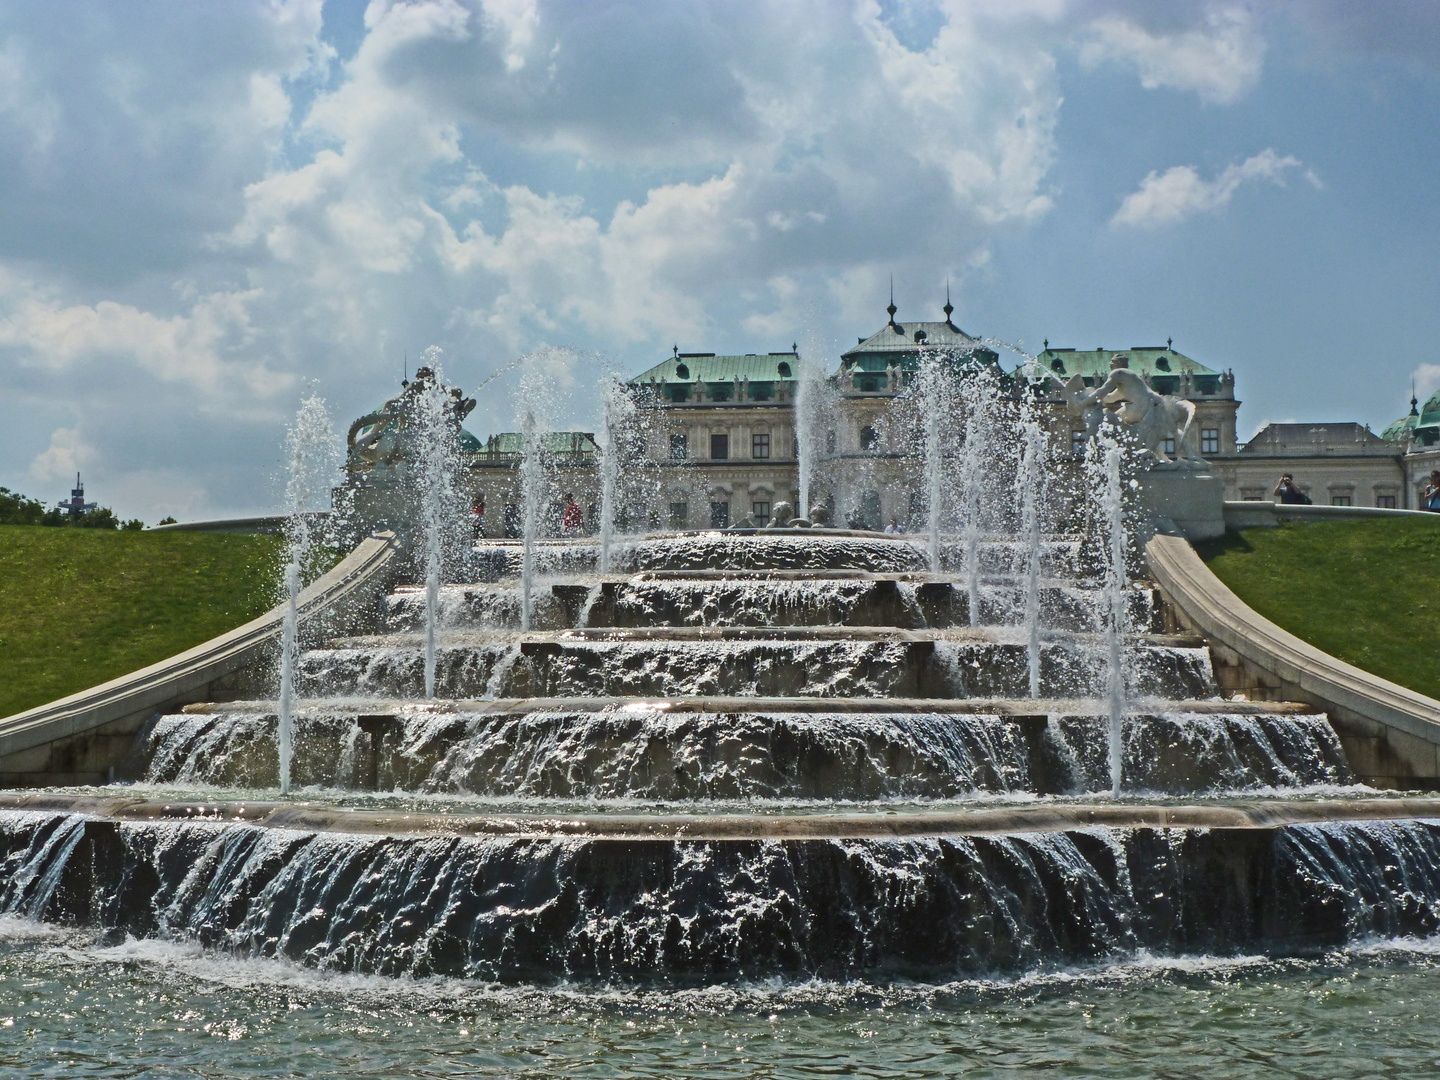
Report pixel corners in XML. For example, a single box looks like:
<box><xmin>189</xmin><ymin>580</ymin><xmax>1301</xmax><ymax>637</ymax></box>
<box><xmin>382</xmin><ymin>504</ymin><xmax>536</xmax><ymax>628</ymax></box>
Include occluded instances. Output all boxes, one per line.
<box><xmin>357</xmin><ymin>296</ymin><xmax>1432</xmax><ymax>536</ymax></box>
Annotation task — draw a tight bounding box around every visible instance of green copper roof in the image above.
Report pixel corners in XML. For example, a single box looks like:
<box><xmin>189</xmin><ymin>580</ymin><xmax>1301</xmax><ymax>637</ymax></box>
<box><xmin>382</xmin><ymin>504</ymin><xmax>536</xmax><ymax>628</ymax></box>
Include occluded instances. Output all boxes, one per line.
<box><xmin>629</xmin><ymin>351</ymin><xmax>801</xmax><ymax>385</ymax></box>
<box><xmin>1019</xmin><ymin>345</ymin><xmax>1218</xmax><ymax>381</ymax></box>
<box><xmin>1382</xmin><ymin>395</ymin><xmax>1422</xmax><ymax>442</ymax></box>
<box><xmin>478</xmin><ymin>431</ymin><xmax>598</xmax><ymax>455</ymax></box>
<box><xmin>1417</xmin><ymin>390</ymin><xmax>1440</xmax><ymax>430</ymax></box>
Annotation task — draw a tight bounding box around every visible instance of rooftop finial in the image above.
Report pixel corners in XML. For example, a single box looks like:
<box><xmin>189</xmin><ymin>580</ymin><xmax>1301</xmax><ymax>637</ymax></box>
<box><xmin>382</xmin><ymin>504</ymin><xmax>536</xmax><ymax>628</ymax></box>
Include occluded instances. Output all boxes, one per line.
<box><xmin>887</xmin><ymin>275</ymin><xmax>897</xmax><ymax>324</ymax></box>
<box><xmin>1167</xmin><ymin>336</ymin><xmax>1173</xmax><ymax>350</ymax></box>
<box><xmin>672</xmin><ymin>344</ymin><xmax>678</xmax><ymax>358</ymax></box>
<box><xmin>1043</xmin><ymin>338</ymin><xmax>1048</xmax><ymax>351</ymax></box>
<box><xmin>943</xmin><ymin>278</ymin><xmax>954</xmax><ymax>322</ymax></box>
<box><xmin>1413</xmin><ymin>379</ymin><xmax>1420</xmax><ymax>415</ymax></box>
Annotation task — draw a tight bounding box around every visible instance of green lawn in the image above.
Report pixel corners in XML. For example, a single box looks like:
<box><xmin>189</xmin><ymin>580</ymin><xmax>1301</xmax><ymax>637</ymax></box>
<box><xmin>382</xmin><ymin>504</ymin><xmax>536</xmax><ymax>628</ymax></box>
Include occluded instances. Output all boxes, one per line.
<box><xmin>0</xmin><ymin>526</ymin><xmax>286</xmax><ymax>718</ymax></box>
<box><xmin>1196</xmin><ymin>518</ymin><xmax>1440</xmax><ymax>700</ymax></box>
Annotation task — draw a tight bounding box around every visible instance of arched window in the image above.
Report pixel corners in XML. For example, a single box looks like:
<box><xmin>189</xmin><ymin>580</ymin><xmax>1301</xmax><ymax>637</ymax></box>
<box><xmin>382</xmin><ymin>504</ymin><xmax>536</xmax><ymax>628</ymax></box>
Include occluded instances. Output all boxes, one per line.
<box><xmin>825</xmin><ymin>430</ymin><xmax>836</xmax><ymax>454</ymax></box>
<box><xmin>860</xmin><ymin>425</ymin><xmax>879</xmax><ymax>451</ymax></box>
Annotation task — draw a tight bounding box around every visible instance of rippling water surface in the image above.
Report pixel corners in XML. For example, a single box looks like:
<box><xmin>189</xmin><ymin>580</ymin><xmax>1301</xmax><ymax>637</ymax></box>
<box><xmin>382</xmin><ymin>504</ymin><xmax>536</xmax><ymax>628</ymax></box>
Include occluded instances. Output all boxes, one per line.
<box><xmin>5</xmin><ymin>918</ymin><xmax>1440</xmax><ymax>1079</ymax></box>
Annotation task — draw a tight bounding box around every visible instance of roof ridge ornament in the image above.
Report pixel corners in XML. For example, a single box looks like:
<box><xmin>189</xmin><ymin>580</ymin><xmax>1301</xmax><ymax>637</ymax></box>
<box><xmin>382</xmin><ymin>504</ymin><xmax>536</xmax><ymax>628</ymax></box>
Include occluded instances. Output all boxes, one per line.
<box><xmin>887</xmin><ymin>275</ymin><xmax>897</xmax><ymax>326</ymax></box>
<box><xmin>943</xmin><ymin>278</ymin><xmax>954</xmax><ymax>323</ymax></box>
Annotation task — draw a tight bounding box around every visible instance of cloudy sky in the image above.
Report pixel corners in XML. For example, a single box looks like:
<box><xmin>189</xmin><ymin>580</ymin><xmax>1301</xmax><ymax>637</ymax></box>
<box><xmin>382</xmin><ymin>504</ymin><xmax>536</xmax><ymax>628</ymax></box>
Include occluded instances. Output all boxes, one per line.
<box><xmin>1</xmin><ymin>0</ymin><xmax>1437</xmax><ymax>521</ymax></box>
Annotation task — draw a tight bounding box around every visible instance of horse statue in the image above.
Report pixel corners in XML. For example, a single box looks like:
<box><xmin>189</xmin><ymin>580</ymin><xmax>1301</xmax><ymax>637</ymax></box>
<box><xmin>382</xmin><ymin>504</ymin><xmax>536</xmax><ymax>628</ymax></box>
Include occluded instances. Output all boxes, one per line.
<box><xmin>1052</xmin><ymin>358</ymin><xmax>1199</xmax><ymax>464</ymax></box>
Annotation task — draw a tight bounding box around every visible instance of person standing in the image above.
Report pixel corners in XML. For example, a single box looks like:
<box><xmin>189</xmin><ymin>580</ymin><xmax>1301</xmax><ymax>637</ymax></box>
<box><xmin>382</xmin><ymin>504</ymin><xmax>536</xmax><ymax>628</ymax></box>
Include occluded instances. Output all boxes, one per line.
<box><xmin>1273</xmin><ymin>474</ymin><xmax>1311</xmax><ymax>505</ymax></box>
<box><xmin>561</xmin><ymin>493</ymin><xmax>585</xmax><ymax>535</ymax></box>
<box><xmin>1423</xmin><ymin>471</ymin><xmax>1440</xmax><ymax>512</ymax></box>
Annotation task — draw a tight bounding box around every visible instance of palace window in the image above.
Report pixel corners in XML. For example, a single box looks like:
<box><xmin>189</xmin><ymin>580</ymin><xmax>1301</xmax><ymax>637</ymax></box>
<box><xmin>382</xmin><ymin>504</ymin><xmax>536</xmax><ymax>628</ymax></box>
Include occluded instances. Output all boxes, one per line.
<box><xmin>710</xmin><ymin>433</ymin><xmax>729</xmax><ymax>460</ymax></box>
<box><xmin>668</xmin><ymin>501</ymin><xmax>689</xmax><ymax>527</ymax></box>
<box><xmin>1162</xmin><ymin>436</ymin><xmax>1176</xmax><ymax>456</ymax></box>
<box><xmin>752</xmin><ymin>433</ymin><xmax>770</xmax><ymax>459</ymax></box>
<box><xmin>1331</xmin><ymin>495</ymin><xmax>1352</xmax><ymax>507</ymax></box>
<box><xmin>1071</xmin><ymin>430</ymin><xmax>1086</xmax><ymax>456</ymax></box>
<box><xmin>709</xmin><ymin>501</ymin><xmax>730</xmax><ymax>528</ymax></box>
<box><xmin>752</xmin><ymin>500</ymin><xmax>771</xmax><ymax>525</ymax></box>
<box><xmin>667</xmin><ymin>384</ymin><xmax>690</xmax><ymax>403</ymax></box>
<box><xmin>750</xmin><ymin>382</ymin><xmax>773</xmax><ymax>401</ymax></box>
<box><xmin>1377</xmin><ymin>495</ymin><xmax>1397</xmax><ymax>509</ymax></box>
<box><xmin>860</xmin><ymin>426</ymin><xmax>879</xmax><ymax>451</ymax></box>
<box><xmin>708</xmin><ymin>383</ymin><xmax>733</xmax><ymax>402</ymax></box>
<box><xmin>1200</xmin><ymin>428</ymin><xmax>1220</xmax><ymax>455</ymax></box>
<box><xmin>670</xmin><ymin>432</ymin><xmax>687</xmax><ymax>460</ymax></box>
<box><xmin>825</xmin><ymin>430</ymin><xmax>836</xmax><ymax>454</ymax></box>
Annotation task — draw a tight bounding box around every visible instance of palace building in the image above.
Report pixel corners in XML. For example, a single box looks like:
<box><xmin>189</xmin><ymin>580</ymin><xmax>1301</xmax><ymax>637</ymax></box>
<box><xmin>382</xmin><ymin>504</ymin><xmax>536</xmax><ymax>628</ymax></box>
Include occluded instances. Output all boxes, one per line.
<box><xmin>354</xmin><ymin>294</ymin><xmax>1433</xmax><ymax>536</ymax></box>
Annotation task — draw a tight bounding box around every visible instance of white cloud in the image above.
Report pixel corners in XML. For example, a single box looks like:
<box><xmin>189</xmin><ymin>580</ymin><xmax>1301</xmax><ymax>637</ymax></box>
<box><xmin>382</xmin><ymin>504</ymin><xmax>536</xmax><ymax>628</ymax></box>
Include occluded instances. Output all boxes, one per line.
<box><xmin>1112</xmin><ymin>149</ymin><xmax>1307</xmax><ymax>229</ymax></box>
<box><xmin>1413</xmin><ymin>363</ymin><xmax>1440</xmax><ymax>405</ymax></box>
<box><xmin>29</xmin><ymin>427</ymin><xmax>97</xmax><ymax>485</ymax></box>
<box><xmin>1080</xmin><ymin>6</ymin><xmax>1265</xmax><ymax>105</ymax></box>
<box><xmin>0</xmin><ymin>270</ymin><xmax>290</xmax><ymax>405</ymax></box>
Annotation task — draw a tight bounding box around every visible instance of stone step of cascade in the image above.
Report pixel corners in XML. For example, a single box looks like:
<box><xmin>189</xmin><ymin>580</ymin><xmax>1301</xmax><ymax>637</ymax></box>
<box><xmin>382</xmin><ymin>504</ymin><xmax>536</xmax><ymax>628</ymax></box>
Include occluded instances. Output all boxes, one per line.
<box><xmin>384</xmin><ymin>579</ymin><xmax>1165</xmax><ymax>633</ymax></box>
<box><xmin>297</xmin><ymin>636</ymin><xmax>1214</xmax><ymax>701</ymax></box>
<box><xmin>462</xmin><ymin>534</ymin><xmax>1093</xmax><ymax>580</ymax></box>
<box><xmin>142</xmin><ymin>700</ymin><xmax>1350</xmax><ymax>799</ymax></box>
<box><xmin>18</xmin><ymin>792</ymin><xmax>1425</xmax><ymax>841</ymax></box>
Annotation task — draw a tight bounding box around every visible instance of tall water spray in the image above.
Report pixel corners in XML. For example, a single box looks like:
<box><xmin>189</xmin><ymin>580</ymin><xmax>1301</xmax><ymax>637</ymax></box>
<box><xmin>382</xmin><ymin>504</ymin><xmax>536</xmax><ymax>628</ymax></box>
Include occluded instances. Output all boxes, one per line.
<box><xmin>795</xmin><ymin>359</ymin><xmax>820</xmax><ymax>519</ymax></box>
<box><xmin>597</xmin><ymin>379</ymin><xmax>626</xmax><ymax>572</ymax></box>
<box><xmin>1093</xmin><ymin>429</ymin><xmax>1130</xmax><ymax>794</ymax></box>
<box><xmin>1017</xmin><ymin>418</ymin><xmax>1044</xmax><ymax>698</ymax></box>
<box><xmin>276</xmin><ymin>392</ymin><xmax>340</xmax><ymax>796</ymax></box>
<box><xmin>414</xmin><ymin>355</ymin><xmax>461</xmax><ymax>699</ymax></box>
<box><xmin>919</xmin><ymin>355</ymin><xmax>946</xmax><ymax>573</ymax></box>
<box><xmin>519</xmin><ymin>408</ymin><xmax>541</xmax><ymax>630</ymax></box>
<box><xmin>957</xmin><ymin>377</ymin><xmax>990</xmax><ymax>625</ymax></box>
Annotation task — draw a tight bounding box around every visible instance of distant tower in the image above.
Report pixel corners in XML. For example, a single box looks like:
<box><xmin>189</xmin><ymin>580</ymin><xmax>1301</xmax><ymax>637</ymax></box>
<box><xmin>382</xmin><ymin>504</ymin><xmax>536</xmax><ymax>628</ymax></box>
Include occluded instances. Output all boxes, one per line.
<box><xmin>58</xmin><ymin>472</ymin><xmax>97</xmax><ymax>519</ymax></box>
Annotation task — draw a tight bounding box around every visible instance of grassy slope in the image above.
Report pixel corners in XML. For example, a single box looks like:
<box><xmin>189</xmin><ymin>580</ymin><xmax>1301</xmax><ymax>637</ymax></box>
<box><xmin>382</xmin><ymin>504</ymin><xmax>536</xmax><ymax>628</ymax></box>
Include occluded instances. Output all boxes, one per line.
<box><xmin>1196</xmin><ymin>519</ymin><xmax>1440</xmax><ymax>700</ymax></box>
<box><xmin>0</xmin><ymin>526</ymin><xmax>285</xmax><ymax>718</ymax></box>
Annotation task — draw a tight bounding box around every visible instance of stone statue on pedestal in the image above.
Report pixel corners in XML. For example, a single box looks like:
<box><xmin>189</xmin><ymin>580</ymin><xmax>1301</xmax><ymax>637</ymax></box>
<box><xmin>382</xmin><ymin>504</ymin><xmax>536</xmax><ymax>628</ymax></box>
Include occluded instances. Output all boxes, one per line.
<box><xmin>1052</xmin><ymin>355</ymin><xmax>1200</xmax><ymax>467</ymax></box>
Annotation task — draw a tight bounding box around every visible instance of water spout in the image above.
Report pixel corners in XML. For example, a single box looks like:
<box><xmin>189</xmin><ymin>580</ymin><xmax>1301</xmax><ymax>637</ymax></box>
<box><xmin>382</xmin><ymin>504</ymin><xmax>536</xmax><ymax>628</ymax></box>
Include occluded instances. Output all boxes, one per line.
<box><xmin>1017</xmin><ymin>418</ymin><xmax>1044</xmax><ymax>698</ymax></box>
<box><xmin>520</xmin><ymin>408</ymin><xmax>541</xmax><ymax>630</ymax></box>
<box><xmin>958</xmin><ymin>376</ymin><xmax>990</xmax><ymax>625</ymax></box>
<box><xmin>415</xmin><ymin>359</ymin><xmax>459</xmax><ymax>699</ymax></box>
<box><xmin>1095</xmin><ymin>429</ymin><xmax>1129</xmax><ymax>795</ymax></box>
<box><xmin>598</xmin><ymin>379</ymin><xmax>624</xmax><ymax>573</ymax></box>
<box><xmin>796</xmin><ymin>357</ymin><xmax>819</xmax><ymax>520</ymax></box>
<box><xmin>919</xmin><ymin>354</ymin><xmax>946</xmax><ymax>573</ymax></box>
<box><xmin>277</xmin><ymin>392</ymin><xmax>339</xmax><ymax>795</ymax></box>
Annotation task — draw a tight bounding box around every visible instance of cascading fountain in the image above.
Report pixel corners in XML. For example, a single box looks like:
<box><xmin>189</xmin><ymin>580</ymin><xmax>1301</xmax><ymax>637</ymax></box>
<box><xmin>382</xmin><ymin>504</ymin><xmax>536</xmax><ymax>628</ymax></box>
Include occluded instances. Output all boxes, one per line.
<box><xmin>11</xmin><ymin>337</ymin><xmax>1440</xmax><ymax>1077</ymax></box>
<box><xmin>275</xmin><ymin>391</ymin><xmax>339</xmax><ymax>795</ymax></box>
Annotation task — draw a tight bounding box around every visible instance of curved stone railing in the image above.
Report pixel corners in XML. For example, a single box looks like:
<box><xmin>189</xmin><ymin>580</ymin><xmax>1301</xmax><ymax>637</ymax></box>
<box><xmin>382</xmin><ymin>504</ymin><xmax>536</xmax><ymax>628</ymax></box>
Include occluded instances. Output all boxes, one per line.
<box><xmin>1146</xmin><ymin>532</ymin><xmax>1440</xmax><ymax>788</ymax></box>
<box><xmin>0</xmin><ymin>531</ymin><xmax>399</xmax><ymax>786</ymax></box>
<box><xmin>149</xmin><ymin>512</ymin><xmax>330</xmax><ymax>534</ymax></box>
<box><xmin>1224</xmin><ymin>501</ymin><xmax>1439</xmax><ymax>528</ymax></box>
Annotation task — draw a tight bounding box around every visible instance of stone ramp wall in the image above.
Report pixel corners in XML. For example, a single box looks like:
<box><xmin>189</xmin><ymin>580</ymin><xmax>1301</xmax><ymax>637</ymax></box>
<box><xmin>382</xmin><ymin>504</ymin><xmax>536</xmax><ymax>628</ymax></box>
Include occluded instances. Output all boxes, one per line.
<box><xmin>1146</xmin><ymin>532</ymin><xmax>1440</xmax><ymax>789</ymax></box>
<box><xmin>0</xmin><ymin>531</ymin><xmax>400</xmax><ymax>787</ymax></box>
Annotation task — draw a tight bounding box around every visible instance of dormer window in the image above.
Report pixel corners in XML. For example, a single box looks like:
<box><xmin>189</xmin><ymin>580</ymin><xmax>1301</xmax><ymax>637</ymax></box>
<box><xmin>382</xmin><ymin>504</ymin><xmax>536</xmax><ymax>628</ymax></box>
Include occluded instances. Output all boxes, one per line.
<box><xmin>1155</xmin><ymin>357</ymin><xmax>1171</xmax><ymax>371</ymax></box>
<box><xmin>675</xmin><ymin>362</ymin><xmax>690</xmax><ymax>379</ymax></box>
<box><xmin>1051</xmin><ymin>359</ymin><xmax>1065</xmax><ymax>374</ymax></box>
<box><xmin>913</xmin><ymin>330</ymin><xmax>927</xmax><ymax>343</ymax></box>
<box><xmin>777</xmin><ymin>361</ymin><xmax>792</xmax><ymax>377</ymax></box>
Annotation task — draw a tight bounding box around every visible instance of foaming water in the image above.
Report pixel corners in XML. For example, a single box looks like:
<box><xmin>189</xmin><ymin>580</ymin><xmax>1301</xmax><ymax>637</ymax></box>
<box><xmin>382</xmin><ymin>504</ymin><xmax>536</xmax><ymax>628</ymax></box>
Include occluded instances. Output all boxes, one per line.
<box><xmin>7</xmin><ymin>920</ymin><xmax>1440</xmax><ymax>1077</ymax></box>
<box><xmin>136</xmin><ymin>708</ymin><xmax>1350</xmax><ymax>800</ymax></box>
